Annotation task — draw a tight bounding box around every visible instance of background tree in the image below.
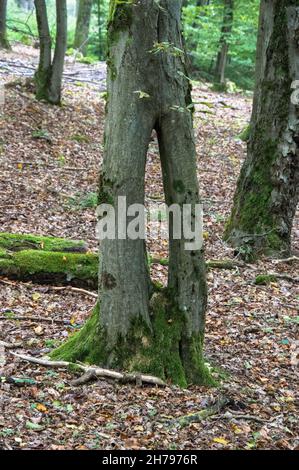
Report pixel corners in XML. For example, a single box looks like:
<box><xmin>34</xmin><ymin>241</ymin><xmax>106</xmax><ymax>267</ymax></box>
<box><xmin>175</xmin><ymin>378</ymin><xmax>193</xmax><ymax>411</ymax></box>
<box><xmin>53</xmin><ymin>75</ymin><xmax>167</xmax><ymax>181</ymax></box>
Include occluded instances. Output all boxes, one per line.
<box><xmin>73</xmin><ymin>0</ymin><xmax>93</xmax><ymax>56</ymax></box>
<box><xmin>15</xmin><ymin>0</ymin><xmax>34</xmax><ymax>11</ymax></box>
<box><xmin>52</xmin><ymin>0</ymin><xmax>212</xmax><ymax>387</ymax></box>
<box><xmin>214</xmin><ymin>0</ymin><xmax>234</xmax><ymax>86</ymax></box>
<box><xmin>0</xmin><ymin>0</ymin><xmax>10</xmax><ymax>49</ymax></box>
<box><xmin>224</xmin><ymin>0</ymin><xmax>299</xmax><ymax>258</ymax></box>
<box><xmin>34</xmin><ymin>0</ymin><xmax>67</xmax><ymax>105</ymax></box>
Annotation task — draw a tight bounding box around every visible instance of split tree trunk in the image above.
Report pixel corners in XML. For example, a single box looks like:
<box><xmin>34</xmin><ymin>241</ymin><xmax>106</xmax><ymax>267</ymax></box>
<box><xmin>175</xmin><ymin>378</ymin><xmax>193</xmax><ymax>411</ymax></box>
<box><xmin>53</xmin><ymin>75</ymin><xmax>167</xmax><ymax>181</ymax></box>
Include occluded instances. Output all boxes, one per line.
<box><xmin>224</xmin><ymin>1</ymin><xmax>299</xmax><ymax>258</ymax></box>
<box><xmin>73</xmin><ymin>0</ymin><xmax>93</xmax><ymax>56</ymax></box>
<box><xmin>52</xmin><ymin>0</ymin><xmax>211</xmax><ymax>387</ymax></box>
<box><xmin>0</xmin><ymin>0</ymin><xmax>10</xmax><ymax>50</ymax></box>
<box><xmin>214</xmin><ymin>0</ymin><xmax>234</xmax><ymax>85</ymax></box>
<box><xmin>34</xmin><ymin>0</ymin><xmax>67</xmax><ymax>105</ymax></box>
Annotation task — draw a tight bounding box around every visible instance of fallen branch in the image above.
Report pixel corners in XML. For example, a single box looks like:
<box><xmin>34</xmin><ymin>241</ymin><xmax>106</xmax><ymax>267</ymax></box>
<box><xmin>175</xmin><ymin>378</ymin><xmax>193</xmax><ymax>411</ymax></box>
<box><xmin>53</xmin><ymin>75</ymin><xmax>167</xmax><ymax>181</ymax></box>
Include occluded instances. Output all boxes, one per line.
<box><xmin>269</xmin><ymin>272</ymin><xmax>299</xmax><ymax>283</ymax></box>
<box><xmin>170</xmin><ymin>397</ymin><xmax>230</xmax><ymax>428</ymax></box>
<box><xmin>0</xmin><ymin>233</ymin><xmax>252</xmax><ymax>289</ymax></box>
<box><xmin>9</xmin><ymin>352</ymin><xmax>166</xmax><ymax>387</ymax></box>
<box><xmin>0</xmin><ymin>340</ymin><xmax>22</xmax><ymax>349</ymax></box>
<box><xmin>220</xmin><ymin>411</ymin><xmax>267</xmax><ymax>424</ymax></box>
<box><xmin>0</xmin><ymin>315</ymin><xmax>80</xmax><ymax>326</ymax></box>
<box><xmin>273</xmin><ymin>256</ymin><xmax>299</xmax><ymax>264</ymax></box>
<box><xmin>255</xmin><ymin>273</ymin><xmax>299</xmax><ymax>285</ymax></box>
<box><xmin>0</xmin><ymin>278</ymin><xmax>97</xmax><ymax>299</ymax></box>
<box><xmin>151</xmin><ymin>257</ymin><xmax>246</xmax><ymax>270</ymax></box>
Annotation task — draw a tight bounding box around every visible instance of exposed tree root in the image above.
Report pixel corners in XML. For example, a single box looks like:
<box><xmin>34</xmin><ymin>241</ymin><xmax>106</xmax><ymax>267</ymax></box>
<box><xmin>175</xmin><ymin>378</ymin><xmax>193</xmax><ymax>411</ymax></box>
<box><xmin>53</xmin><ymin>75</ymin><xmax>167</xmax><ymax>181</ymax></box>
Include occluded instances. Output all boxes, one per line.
<box><xmin>9</xmin><ymin>351</ymin><xmax>166</xmax><ymax>387</ymax></box>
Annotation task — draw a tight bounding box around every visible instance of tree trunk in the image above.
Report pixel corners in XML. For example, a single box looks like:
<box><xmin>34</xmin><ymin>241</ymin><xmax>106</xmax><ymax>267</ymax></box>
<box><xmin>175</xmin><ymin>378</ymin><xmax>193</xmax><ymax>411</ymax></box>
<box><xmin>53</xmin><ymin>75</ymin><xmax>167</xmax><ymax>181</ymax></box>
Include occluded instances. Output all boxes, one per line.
<box><xmin>48</xmin><ymin>0</ymin><xmax>67</xmax><ymax>105</ymax></box>
<box><xmin>16</xmin><ymin>0</ymin><xmax>34</xmax><ymax>10</ymax></box>
<box><xmin>51</xmin><ymin>0</ymin><xmax>212</xmax><ymax>387</ymax></box>
<box><xmin>0</xmin><ymin>0</ymin><xmax>10</xmax><ymax>50</ymax></box>
<box><xmin>34</xmin><ymin>0</ymin><xmax>67</xmax><ymax>105</ymax></box>
<box><xmin>35</xmin><ymin>0</ymin><xmax>52</xmax><ymax>100</ymax></box>
<box><xmin>224</xmin><ymin>0</ymin><xmax>299</xmax><ymax>258</ymax></box>
<box><xmin>214</xmin><ymin>0</ymin><xmax>234</xmax><ymax>85</ymax></box>
<box><xmin>73</xmin><ymin>0</ymin><xmax>93</xmax><ymax>56</ymax></box>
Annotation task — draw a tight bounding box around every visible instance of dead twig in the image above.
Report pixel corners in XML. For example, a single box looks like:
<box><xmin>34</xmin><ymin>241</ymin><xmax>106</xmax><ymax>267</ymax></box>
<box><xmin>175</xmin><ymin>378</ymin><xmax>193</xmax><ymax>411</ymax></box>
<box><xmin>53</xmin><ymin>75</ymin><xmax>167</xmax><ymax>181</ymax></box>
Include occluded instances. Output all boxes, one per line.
<box><xmin>0</xmin><ymin>278</ymin><xmax>97</xmax><ymax>299</ymax></box>
<box><xmin>0</xmin><ymin>315</ymin><xmax>78</xmax><ymax>326</ymax></box>
<box><xmin>9</xmin><ymin>351</ymin><xmax>166</xmax><ymax>387</ymax></box>
<box><xmin>269</xmin><ymin>272</ymin><xmax>299</xmax><ymax>283</ymax></box>
<box><xmin>220</xmin><ymin>411</ymin><xmax>267</xmax><ymax>424</ymax></box>
<box><xmin>272</xmin><ymin>256</ymin><xmax>299</xmax><ymax>264</ymax></box>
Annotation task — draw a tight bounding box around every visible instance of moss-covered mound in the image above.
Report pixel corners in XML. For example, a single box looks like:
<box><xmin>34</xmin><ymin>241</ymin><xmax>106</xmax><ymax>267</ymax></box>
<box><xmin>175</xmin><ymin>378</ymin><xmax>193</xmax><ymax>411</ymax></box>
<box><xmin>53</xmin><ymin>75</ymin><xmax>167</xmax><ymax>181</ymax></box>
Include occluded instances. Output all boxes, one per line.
<box><xmin>0</xmin><ymin>232</ymin><xmax>87</xmax><ymax>253</ymax></box>
<box><xmin>0</xmin><ymin>233</ymin><xmax>97</xmax><ymax>288</ymax></box>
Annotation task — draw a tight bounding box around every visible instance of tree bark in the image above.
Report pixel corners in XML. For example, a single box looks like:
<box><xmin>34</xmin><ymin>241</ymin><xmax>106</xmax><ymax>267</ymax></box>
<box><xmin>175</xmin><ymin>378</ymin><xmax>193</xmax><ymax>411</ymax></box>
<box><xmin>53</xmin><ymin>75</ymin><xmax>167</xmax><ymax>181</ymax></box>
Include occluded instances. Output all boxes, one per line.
<box><xmin>224</xmin><ymin>0</ymin><xmax>299</xmax><ymax>259</ymax></box>
<box><xmin>49</xmin><ymin>0</ymin><xmax>67</xmax><ymax>104</ymax></box>
<box><xmin>16</xmin><ymin>0</ymin><xmax>34</xmax><ymax>10</ymax></box>
<box><xmin>73</xmin><ymin>0</ymin><xmax>93</xmax><ymax>56</ymax></box>
<box><xmin>214</xmin><ymin>0</ymin><xmax>234</xmax><ymax>85</ymax></box>
<box><xmin>0</xmin><ymin>0</ymin><xmax>10</xmax><ymax>50</ymax></box>
<box><xmin>51</xmin><ymin>0</ymin><xmax>211</xmax><ymax>387</ymax></box>
<box><xmin>35</xmin><ymin>0</ymin><xmax>52</xmax><ymax>100</ymax></box>
<box><xmin>34</xmin><ymin>0</ymin><xmax>67</xmax><ymax>105</ymax></box>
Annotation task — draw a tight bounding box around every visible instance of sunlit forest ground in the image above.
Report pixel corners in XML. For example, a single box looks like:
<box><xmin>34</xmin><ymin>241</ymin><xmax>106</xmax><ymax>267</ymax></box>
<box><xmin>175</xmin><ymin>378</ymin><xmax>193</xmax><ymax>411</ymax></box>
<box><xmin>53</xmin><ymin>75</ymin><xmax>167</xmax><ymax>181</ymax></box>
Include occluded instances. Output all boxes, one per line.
<box><xmin>0</xmin><ymin>46</ymin><xmax>298</xmax><ymax>450</ymax></box>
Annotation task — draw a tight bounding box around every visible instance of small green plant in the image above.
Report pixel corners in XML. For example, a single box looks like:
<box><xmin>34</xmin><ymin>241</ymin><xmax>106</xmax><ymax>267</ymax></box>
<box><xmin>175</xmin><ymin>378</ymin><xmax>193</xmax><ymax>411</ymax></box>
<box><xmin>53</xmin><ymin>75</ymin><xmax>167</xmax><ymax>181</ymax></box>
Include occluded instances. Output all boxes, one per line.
<box><xmin>71</xmin><ymin>134</ymin><xmax>90</xmax><ymax>144</ymax></box>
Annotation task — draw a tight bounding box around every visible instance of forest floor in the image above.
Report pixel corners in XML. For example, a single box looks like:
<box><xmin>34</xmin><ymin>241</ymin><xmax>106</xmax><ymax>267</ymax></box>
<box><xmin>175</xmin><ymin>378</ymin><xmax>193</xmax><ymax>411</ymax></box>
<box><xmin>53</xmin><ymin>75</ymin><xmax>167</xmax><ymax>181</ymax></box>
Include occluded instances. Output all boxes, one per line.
<box><xmin>0</xmin><ymin>45</ymin><xmax>298</xmax><ymax>451</ymax></box>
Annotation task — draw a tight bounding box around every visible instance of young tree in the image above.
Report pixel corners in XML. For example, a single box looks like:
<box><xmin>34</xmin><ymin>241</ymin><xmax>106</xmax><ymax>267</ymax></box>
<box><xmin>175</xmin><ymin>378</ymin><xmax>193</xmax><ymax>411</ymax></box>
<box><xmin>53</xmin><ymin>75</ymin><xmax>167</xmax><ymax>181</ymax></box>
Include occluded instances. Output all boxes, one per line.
<box><xmin>0</xmin><ymin>0</ymin><xmax>10</xmax><ymax>50</ymax></box>
<box><xmin>214</xmin><ymin>0</ymin><xmax>234</xmax><ymax>85</ymax></box>
<box><xmin>52</xmin><ymin>0</ymin><xmax>212</xmax><ymax>387</ymax></box>
<box><xmin>224</xmin><ymin>0</ymin><xmax>299</xmax><ymax>258</ymax></box>
<box><xmin>34</xmin><ymin>0</ymin><xmax>67</xmax><ymax>105</ymax></box>
<box><xmin>73</xmin><ymin>0</ymin><xmax>93</xmax><ymax>56</ymax></box>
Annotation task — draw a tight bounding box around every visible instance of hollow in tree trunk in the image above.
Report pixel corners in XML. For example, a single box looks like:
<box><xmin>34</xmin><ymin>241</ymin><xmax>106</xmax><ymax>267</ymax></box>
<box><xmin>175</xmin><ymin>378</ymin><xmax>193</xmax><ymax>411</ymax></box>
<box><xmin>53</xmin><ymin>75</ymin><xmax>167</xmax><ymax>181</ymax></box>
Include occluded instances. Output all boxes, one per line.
<box><xmin>51</xmin><ymin>0</ymin><xmax>212</xmax><ymax>387</ymax></box>
<box><xmin>0</xmin><ymin>0</ymin><xmax>10</xmax><ymax>50</ymax></box>
<box><xmin>224</xmin><ymin>0</ymin><xmax>299</xmax><ymax>258</ymax></box>
<box><xmin>34</xmin><ymin>0</ymin><xmax>67</xmax><ymax>105</ymax></box>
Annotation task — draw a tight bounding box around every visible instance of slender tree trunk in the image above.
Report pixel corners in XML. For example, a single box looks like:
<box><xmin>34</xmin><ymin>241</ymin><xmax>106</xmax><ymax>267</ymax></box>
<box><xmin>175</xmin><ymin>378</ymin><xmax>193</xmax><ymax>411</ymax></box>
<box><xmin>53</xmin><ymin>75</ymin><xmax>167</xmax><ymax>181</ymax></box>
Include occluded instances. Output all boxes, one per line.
<box><xmin>52</xmin><ymin>0</ymin><xmax>211</xmax><ymax>387</ymax></box>
<box><xmin>34</xmin><ymin>0</ymin><xmax>67</xmax><ymax>105</ymax></box>
<box><xmin>0</xmin><ymin>0</ymin><xmax>10</xmax><ymax>50</ymax></box>
<box><xmin>35</xmin><ymin>0</ymin><xmax>52</xmax><ymax>100</ymax></box>
<box><xmin>49</xmin><ymin>0</ymin><xmax>67</xmax><ymax>104</ymax></box>
<box><xmin>215</xmin><ymin>0</ymin><xmax>234</xmax><ymax>85</ymax></box>
<box><xmin>73</xmin><ymin>0</ymin><xmax>93</xmax><ymax>56</ymax></box>
<box><xmin>224</xmin><ymin>0</ymin><xmax>299</xmax><ymax>258</ymax></box>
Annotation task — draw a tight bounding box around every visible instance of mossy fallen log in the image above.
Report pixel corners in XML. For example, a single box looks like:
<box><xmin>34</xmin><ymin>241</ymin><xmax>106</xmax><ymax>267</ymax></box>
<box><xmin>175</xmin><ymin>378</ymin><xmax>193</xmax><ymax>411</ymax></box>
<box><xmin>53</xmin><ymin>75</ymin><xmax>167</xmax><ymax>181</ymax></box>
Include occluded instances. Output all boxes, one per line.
<box><xmin>0</xmin><ymin>233</ymin><xmax>247</xmax><ymax>290</ymax></box>
<box><xmin>0</xmin><ymin>232</ymin><xmax>96</xmax><ymax>289</ymax></box>
<box><xmin>0</xmin><ymin>249</ymin><xmax>98</xmax><ymax>289</ymax></box>
<box><xmin>0</xmin><ymin>233</ymin><xmax>87</xmax><ymax>253</ymax></box>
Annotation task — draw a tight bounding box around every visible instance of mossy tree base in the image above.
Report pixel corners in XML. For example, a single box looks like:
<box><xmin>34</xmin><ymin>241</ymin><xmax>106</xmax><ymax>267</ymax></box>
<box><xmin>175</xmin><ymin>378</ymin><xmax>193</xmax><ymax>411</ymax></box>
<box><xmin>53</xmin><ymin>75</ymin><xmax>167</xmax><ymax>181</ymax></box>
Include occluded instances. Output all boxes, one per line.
<box><xmin>51</xmin><ymin>294</ymin><xmax>215</xmax><ymax>388</ymax></box>
<box><xmin>51</xmin><ymin>297</ymin><xmax>215</xmax><ymax>388</ymax></box>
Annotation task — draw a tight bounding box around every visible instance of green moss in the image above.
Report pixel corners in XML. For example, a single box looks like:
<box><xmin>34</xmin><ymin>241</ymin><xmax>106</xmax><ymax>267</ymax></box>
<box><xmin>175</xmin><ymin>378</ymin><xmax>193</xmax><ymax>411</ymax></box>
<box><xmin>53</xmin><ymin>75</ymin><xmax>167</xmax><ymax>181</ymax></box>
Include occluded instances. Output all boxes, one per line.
<box><xmin>51</xmin><ymin>303</ymin><xmax>105</xmax><ymax>364</ymax></box>
<box><xmin>0</xmin><ymin>233</ymin><xmax>86</xmax><ymax>253</ymax></box>
<box><xmin>51</xmin><ymin>293</ymin><xmax>215</xmax><ymax>388</ymax></box>
<box><xmin>173</xmin><ymin>180</ymin><xmax>186</xmax><ymax>194</ymax></box>
<box><xmin>254</xmin><ymin>274</ymin><xmax>277</xmax><ymax>285</ymax></box>
<box><xmin>70</xmin><ymin>134</ymin><xmax>90</xmax><ymax>144</ymax></box>
<box><xmin>0</xmin><ymin>249</ymin><xmax>98</xmax><ymax>288</ymax></box>
<box><xmin>237</xmin><ymin>124</ymin><xmax>251</xmax><ymax>142</ymax></box>
<box><xmin>108</xmin><ymin>0</ymin><xmax>134</xmax><ymax>28</ymax></box>
<box><xmin>98</xmin><ymin>189</ymin><xmax>114</xmax><ymax>206</ymax></box>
